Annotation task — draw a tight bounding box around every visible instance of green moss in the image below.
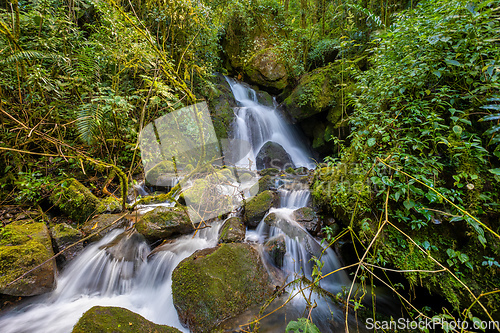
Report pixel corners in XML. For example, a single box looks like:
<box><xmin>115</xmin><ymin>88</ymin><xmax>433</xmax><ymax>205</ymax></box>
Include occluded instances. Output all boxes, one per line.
<box><xmin>249</xmin><ymin>174</ymin><xmax>274</xmax><ymax>195</ymax></box>
<box><xmin>0</xmin><ymin>220</ymin><xmax>55</xmax><ymax>296</ymax></box>
<box><xmin>218</xmin><ymin>217</ymin><xmax>245</xmax><ymax>243</ymax></box>
<box><xmin>50</xmin><ymin>178</ymin><xmax>102</xmax><ymax>224</ymax></box>
<box><xmin>244</xmin><ymin>190</ymin><xmax>275</xmax><ymax>227</ymax></box>
<box><xmin>50</xmin><ymin>223</ymin><xmax>82</xmax><ymax>242</ymax></box>
<box><xmin>135</xmin><ymin>207</ymin><xmax>193</xmax><ymax>241</ymax></box>
<box><xmin>97</xmin><ymin>196</ymin><xmax>121</xmax><ymax>213</ymax></box>
<box><xmin>171</xmin><ymin>243</ymin><xmax>273</xmax><ymax>332</ymax></box>
<box><xmin>72</xmin><ymin>306</ymin><xmax>182</xmax><ymax>333</ymax></box>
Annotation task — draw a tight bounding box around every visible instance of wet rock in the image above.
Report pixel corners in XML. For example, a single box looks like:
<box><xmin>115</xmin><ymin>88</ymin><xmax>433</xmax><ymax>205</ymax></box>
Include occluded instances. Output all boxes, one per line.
<box><xmin>264</xmin><ymin>234</ymin><xmax>286</xmax><ymax>268</ymax></box>
<box><xmin>49</xmin><ymin>222</ymin><xmax>84</xmax><ymax>263</ymax></box>
<box><xmin>171</xmin><ymin>243</ymin><xmax>273</xmax><ymax>333</ymax></box>
<box><xmin>144</xmin><ymin>160</ymin><xmax>179</xmax><ymax>188</ymax></box>
<box><xmin>256</xmin><ymin>141</ymin><xmax>294</xmax><ymax>170</ymax></box>
<box><xmin>99</xmin><ymin>230</ymin><xmax>147</xmax><ymax>262</ymax></box>
<box><xmin>207</xmin><ymin>74</ymin><xmax>238</xmax><ymax>140</ymax></box>
<box><xmin>50</xmin><ymin>178</ymin><xmax>103</xmax><ymax>224</ymax></box>
<box><xmin>0</xmin><ymin>220</ymin><xmax>56</xmax><ymax>296</ymax></box>
<box><xmin>81</xmin><ymin>214</ymin><xmax>130</xmax><ymax>242</ymax></box>
<box><xmin>72</xmin><ymin>306</ymin><xmax>182</xmax><ymax>333</ymax></box>
<box><xmin>244</xmin><ymin>190</ymin><xmax>276</xmax><ymax>228</ymax></box>
<box><xmin>249</xmin><ymin>174</ymin><xmax>275</xmax><ymax>195</ymax></box>
<box><xmin>135</xmin><ymin>207</ymin><xmax>193</xmax><ymax>242</ymax></box>
<box><xmin>218</xmin><ymin>217</ymin><xmax>246</xmax><ymax>243</ymax></box>
<box><xmin>292</xmin><ymin>207</ymin><xmax>320</xmax><ymax>235</ymax></box>
<box><xmin>259</xmin><ymin>168</ymin><xmax>280</xmax><ymax>177</ymax></box>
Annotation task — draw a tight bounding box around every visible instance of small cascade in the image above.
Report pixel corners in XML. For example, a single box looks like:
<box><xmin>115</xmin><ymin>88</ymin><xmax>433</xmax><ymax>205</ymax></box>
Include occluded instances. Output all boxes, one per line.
<box><xmin>0</xmin><ymin>224</ymin><xmax>222</xmax><ymax>333</ymax></box>
<box><xmin>226</xmin><ymin>77</ymin><xmax>314</xmax><ymax>169</ymax></box>
<box><xmin>278</xmin><ymin>188</ymin><xmax>311</xmax><ymax>208</ymax></box>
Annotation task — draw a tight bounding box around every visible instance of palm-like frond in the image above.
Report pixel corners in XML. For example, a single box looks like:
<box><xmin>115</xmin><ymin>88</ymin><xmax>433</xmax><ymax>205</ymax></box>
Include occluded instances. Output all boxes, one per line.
<box><xmin>76</xmin><ymin>102</ymin><xmax>106</xmax><ymax>144</ymax></box>
<box><xmin>480</xmin><ymin>96</ymin><xmax>500</xmax><ymax>144</ymax></box>
<box><xmin>0</xmin><ymin>50</ymin><xmax>68</xmax><ymax>64</ymax></box>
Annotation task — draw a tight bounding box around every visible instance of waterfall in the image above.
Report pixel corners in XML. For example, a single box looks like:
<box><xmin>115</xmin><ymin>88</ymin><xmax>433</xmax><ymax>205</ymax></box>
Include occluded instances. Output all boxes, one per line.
<box><xmin>0</xmin><ymin>225</ymin><xmax>221</xmax><ymax>333</ymax></box>
<box><xmin>225</xmin><ymin>77</ymin><xmax>314</xmax><ymax>170</ymax></box>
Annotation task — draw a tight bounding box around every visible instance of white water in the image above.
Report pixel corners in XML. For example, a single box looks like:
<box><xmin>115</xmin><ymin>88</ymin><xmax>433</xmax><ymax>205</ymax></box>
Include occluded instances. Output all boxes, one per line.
<box><xmin>0</xmin><ymin>225</ymin><xmax>221</xmax><ymax>333</ymax></box>
<box><xmin>226</xmin><ymin>78</ymin><xmax>314</xmax><ymax>170</ymax></box>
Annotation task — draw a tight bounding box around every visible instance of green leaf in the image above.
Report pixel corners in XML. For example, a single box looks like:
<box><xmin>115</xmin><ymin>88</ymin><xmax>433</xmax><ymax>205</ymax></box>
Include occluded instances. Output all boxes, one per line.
<box><xmin>367</xmin><ymin>138</ymin><xmax>376</xmax><ymax>147</ymax></box>
<box><xmin>286</xmin><ymin>318</ymin><xmax>321</xmax><ymax>333</ymax></box>
<box><xmin>488</xmin><ymin>168</ymin><xmax>500</xmax><ymax>176</ymax></box>
<box><xmin>453</xmin><ymin>125</ymin><xmax>462</xmax><ymax>136</ymax></box>
<box><xmin>445</xmin><ymin>59</ymin><xmax>461</xmax><ymax>66</ymax></box>
<box><xmin>432</xmin><ymin>70</ymin><xmax>442</xmax><ymax>78</ymax></box>
<box><xmin>403</xmin><ymin>199</ymin><xmax>414</xmax><ymax>210</ymax></box>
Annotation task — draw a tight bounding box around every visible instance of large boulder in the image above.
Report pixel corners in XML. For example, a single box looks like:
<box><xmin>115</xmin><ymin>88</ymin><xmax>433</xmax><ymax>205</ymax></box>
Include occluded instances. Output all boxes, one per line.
<box><xmin>292</xmin><ymin>207</ymin><xmax>320</xmax><ymax>235</ymax></box>
<box><xmin>245</xmin><ymin>46</ymin><xmax>288</xmax><ymax>92</ymax></box>
<box><xmin>81</xmin><ymin>213</ymin><xmax>131</xmax><ymax>242</ymax></box>
<box><xmin>203</xmin><ymin>73</ymin><xmax>238</xmax><ymax>140</ymax></box>
<box><xmin>49</xmin><ymin>222</ymin><xmax>84</xmax><ymax>264</ymax></box>
<box><xmin>135</xmin><ymin>207</ymin><xmax>193</xmax><ymax>241</ymax></box>
<box><xmin>244</xmin><ymin>190</ymin><xmax>276</xmax><ymax>227</ymax></box>
<box><xmin>72</xmin><ymin>306</ymin><xmax>182</xmax><ymax>333</ymax></box>
<box><xmin>256</xmin><ymin>141</ymin><xmax>294</xmax><ymax>170</ymax></box>
<box><xmin>50</xmin><ymin>178</ymin><xmax>102</xmax><ymax>224</ymax></box>
<box><xmin>171</xmin><ymin>243</ymin><xmax>274</xmax><ymax>332</ymax></box>
<box><xmin>218</xmin><ymin>217</ymin><xmax>246</xmax><ymax>243</ymax></box>
<box><xmin>0</xmin><ymin>220</ymin><xmax>56</xmax><ymax>296</ymax></box>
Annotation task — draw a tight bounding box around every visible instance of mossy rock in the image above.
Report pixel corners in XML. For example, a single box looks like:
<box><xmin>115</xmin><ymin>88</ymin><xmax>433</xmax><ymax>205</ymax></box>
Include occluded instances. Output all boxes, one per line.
<box><xmin>0</xmin><ymin>220</ymin><xmax>55</xmax><ymax>296</ymax></box>
<box><xmin>244</xmin><ymin>190</ymin><xmax>276</xmax><ymax>228</ymax></box>
<box><xmin>97</xmin><ymin>196</ymin><xmax>122</xmax><ymax>214</ymax></box>
<box><xmin>171</xmin><ymin>243</ymin><xmax>273</xmax><ymax>332</ymax></box>
<box><xmin>81</xmin><ymin>214</ymin><xmax>130</xmax><ymax>242</ymax></box>
<box><xmin>135</xmin><ymin>207</ymin><xmax>193</xmax><ymax>242</ymax></box>
<box><xmin>72</xmin><ymin>306</ymin><xmax>182</xmax><ymax>333</ymax></box>
<box><xmin>282</xmin><ymin>63</ymin><xmax>354</xmax><ymax>122</ymax></box>
<box><xmin>50</xmin><ymin>178</ymin><xmax>103</xmax><ymax>224</ymax></box>
<box><xmin>218</xmin><ymin>217</ymin><xmax>246</xmax><ymax>243</ymax></box>
<box><xmin>245</xmin><ymin>47</ymin><xmax>288</xmax><ymax>92</ymax></box>
<box><xmin>204</xmin><ymin>73</ymin><xmax>237</xmax><ymax>140</ymax></box>
<box><xmin>259</xmin><ymin>168</ymin><xmax>280</xmax><ymax>177</ymax></box>
<box><xmin>49</xmin><ymin>222</ymin><xmax>84</xmax><ymax>263</ymax></box>
<box><xmin>145</xmin><ymin>160</ymin><xmax>179</xmax><ymax>187</ymax></box>
<box><xmin>249</xmin><ymin>174</ymin><xmax>275</xmax><ymax>195</ymax></box>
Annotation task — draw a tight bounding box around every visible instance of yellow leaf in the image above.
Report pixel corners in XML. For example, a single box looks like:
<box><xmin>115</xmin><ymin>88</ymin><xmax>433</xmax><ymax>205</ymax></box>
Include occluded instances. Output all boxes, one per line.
<box><xmin>91</xmin><ymin>222</ymin><xmax>98</xmax><ymax>230</ymax></box>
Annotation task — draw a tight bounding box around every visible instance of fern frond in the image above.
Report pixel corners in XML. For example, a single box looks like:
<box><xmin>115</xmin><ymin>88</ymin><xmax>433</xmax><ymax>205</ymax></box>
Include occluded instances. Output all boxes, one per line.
<box><xmin>77</xmin><ymin>102</ymin><xmax>105</xmax><ymax>144</ymax></box>
<box><xmin>0</xmin><ymin>50</ymin><xmax>68</xmax><ymax>64</ymax></box>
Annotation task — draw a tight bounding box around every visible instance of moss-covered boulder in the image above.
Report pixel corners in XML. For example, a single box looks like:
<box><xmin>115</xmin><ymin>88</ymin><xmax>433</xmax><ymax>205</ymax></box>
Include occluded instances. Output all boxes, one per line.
<box><xmin>218</xmin><ymin>217</ymin><xmax>246</xmax><ymax>243</ymax></box>
<box><xmin>50</xmin><ymin>178</ymin><xmax>103</xmax><ymax>224</ymax></box>
<box><xmin>135</xmin><ymin>207</ymin><xmax>193</xmax><ymax>241</ymax></box>
<box><xmin>256</xmin><ymin>141</ymin><xmax>294</xmax><ymax>170</ymax></box>
<box><xmin>203</xmin><ymin>73</ymin><xmax>238</xmax><ymax>140</ymax></box>
<box><xmin>245</xmin><ymin>47</ymin><xmax>288</xmax><ymax>91</ymax></box>
<box><xmin>259</xmin><ymin>168</ymin><xmax>280</xmax><ymax>176</ymax></box>
<box><xmin>292</xmin><ymin>207</ymin><xmax>320</xmax><ymax>235</ymax></box>
<box><xmin>144</xmin><ymin>160</ymin><xmax>179</xmax><ymax>187</ymax></box>
<box><xmin>81</xmin><ymin>214</ymin><xmax>130</xmax><ymax>242</ymax></box>
<box><xmin>282</xmin><ymin>63</ymin><xmax>351</xmax><ymax>122</ymax></box>
<box><xmin>171</xmin><ymin>243</ymin><xmax>273</xmax><ymax>332</ymax></box>
<box><xmin>244</xmin><ymin>190</ymin><xmax>276</xmax><ymax>227</ymax></box>
<box><xmin>97</xmin><ymin>196</ymin><xmax>122</xmax><ymax>214</ymax></box>
<box><xmin>0</xmin><ymin>220</ymin><xmax>55</xmax><ymax>296</ymax></box>
<box><xmin>72</xmin><ymin>306</ymin><xmax>182</xmax><ymax>333</ymax></box>
<box><xmin>249</xmin><ymin>174</ymin><xmax>275</xmax><ymax>195</ymax></box>
<box><xmin>49</xmin><ymin>222</ymin><xmax>84</xmax><ymax>263</ymax></box>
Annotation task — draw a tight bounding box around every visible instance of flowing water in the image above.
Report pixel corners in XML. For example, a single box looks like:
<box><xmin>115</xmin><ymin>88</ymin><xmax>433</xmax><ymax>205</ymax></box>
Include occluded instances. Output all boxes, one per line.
<box><xmin>226</xmin><ymin>77</ymin><xmax>314</xmax><ymax>169</ymax></box>
<box><xmin>0</xmin><ymin>225</ymin><xmax>221</xmax><ymax>333</ymax></box>
<box><xmin>0</xmin><ymin>77</ymin><xmax>361</xmax><ymax>332</ymax></box>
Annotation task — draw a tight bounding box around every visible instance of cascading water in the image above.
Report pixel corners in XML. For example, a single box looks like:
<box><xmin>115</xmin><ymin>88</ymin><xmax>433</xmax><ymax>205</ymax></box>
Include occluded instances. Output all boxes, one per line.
<box><xmin>0</xmin><ymin>224</ymin><xmax>221</xmax><ymax>333</ymax></box>
<box><xmin>226</xmin><ymin>77</ymin><xmax>314</xmax><ymax>169</ymax></box>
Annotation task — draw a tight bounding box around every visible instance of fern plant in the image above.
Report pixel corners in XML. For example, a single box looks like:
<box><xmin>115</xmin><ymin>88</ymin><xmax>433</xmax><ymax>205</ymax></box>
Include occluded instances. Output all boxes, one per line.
<box><xmin>480</xmin><ymin>95</ymin><xmax>500</xmax><ymax>145</ymax></box>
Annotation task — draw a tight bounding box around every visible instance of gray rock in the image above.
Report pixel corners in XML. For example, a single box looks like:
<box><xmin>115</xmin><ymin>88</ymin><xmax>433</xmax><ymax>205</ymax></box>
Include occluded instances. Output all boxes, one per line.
<box><xmin>218</xmin><ymin>217</ymin><xmax>246</xmax><ymax>243</ymax></box>
<box><xmin>256</xmin><ymin>141</ymin><xmax>294</xmax><ymax>170</ymax></box>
